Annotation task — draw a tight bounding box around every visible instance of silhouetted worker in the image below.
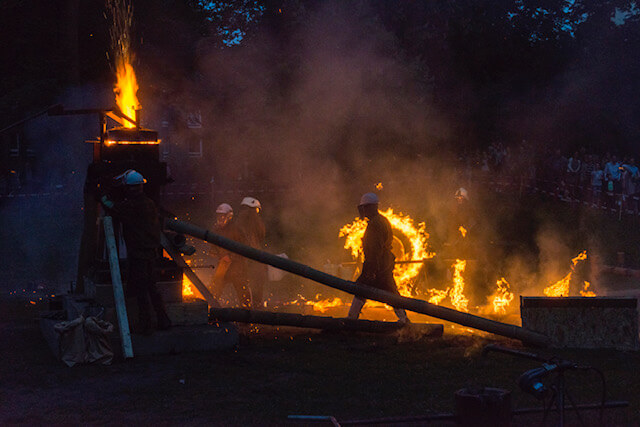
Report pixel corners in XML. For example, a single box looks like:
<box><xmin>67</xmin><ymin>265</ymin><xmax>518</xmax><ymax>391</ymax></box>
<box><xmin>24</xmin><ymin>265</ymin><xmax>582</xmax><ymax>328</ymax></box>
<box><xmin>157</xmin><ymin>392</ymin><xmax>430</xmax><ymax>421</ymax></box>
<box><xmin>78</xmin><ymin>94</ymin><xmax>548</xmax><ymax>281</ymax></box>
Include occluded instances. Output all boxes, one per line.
<box><xmin>210</xmin><ymin>203</ymin><xmax>251</xmax><ymax>308</ymax></box>
<box><xmin>347</xmin><ymin>193</ymin><xmax>409</xmax><ymax>324</ymax></box>
<box><xmin>101</xmin><ymin>169</ymin><xmax>171</xmax><ymax>334</ymax></box>
<box><xmin>236</xmin><ymin>197</ymin><xmax>267</xmax><ymax>308</ymax></box>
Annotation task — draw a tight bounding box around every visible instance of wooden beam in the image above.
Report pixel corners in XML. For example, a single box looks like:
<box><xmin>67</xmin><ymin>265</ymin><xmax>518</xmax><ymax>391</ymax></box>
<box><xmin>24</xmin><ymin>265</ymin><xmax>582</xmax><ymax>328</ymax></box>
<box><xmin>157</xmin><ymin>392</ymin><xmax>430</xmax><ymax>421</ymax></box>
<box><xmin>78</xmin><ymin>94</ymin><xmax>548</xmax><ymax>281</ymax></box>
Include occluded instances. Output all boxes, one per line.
<box><xmin>103</xmin><ymin>216</ymin><xmax>134</xmax><ymax>358</ymax></box>
<box><xmin>160</xmin><ymin>233</ymin><xmax>220</xmax><ymax>308</ymax></box>
<box><xmin>166</xmin><ymin>218</ymin><xmax>550</xmax><ymax>347</ymax></box>
<box><xmin>210</xmin><ymin>308</ymin><xmax>443</xmax><ymax>336</ymax></box>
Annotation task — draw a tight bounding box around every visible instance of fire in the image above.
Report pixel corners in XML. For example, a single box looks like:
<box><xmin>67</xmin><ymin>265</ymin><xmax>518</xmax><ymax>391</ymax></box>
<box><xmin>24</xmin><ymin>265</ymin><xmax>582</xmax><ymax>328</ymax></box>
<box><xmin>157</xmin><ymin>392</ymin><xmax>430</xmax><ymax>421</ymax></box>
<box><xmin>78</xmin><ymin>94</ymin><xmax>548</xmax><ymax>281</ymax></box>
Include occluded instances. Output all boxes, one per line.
<box><xmin>459</xmin><ymin>226</ymin><xmax>467</xmax><ymax>238</ymax></box>
<box><xmin>427</xmin><ymin>288</ymin><xmax>449</xmax><ymax>305</ymax></box>
<box><xmin>108</xmin><ymin>0</ymin><xmax>139</xmax><ymax>127</ymax></box>
<box><xmin>339</xmin><ymin>207</ymin><xmax>433</xmax><ymax>296</ymax></box>
<box><xmin>492</xmin><ymin>277</ymin><xmax>514</xmax><ymax>314</ymax></box>
<box><xmin>375</xmin><ymin>182</ymin><xmax>384</xmax><ymax>190</ymax></box>
<box><xmin>114</xmin><ymin>61</ymin><xmax>139</xmax><ymax>127</ymax></box>
<box><xmin>450</xmin><ymin>259</ymin><xmax>469</xmax><ymax>312</ymax></box>
<box><xmin>308</xmin><ymin>297</ymin><xmax>344</xmax><ymax>313</ymax></box>
<box><xmin>580</xmin><ymin>281</ymin><xmax>596</xmax><ymax>297</ymax></box>
<box><xmin>543</xmin><ymin>250</ymin><xmax>588</xmax><ymax>297</ymax></box>
<box><xmin>182</xmin><ymin>274</ymin><xmax>196</xmax><ymax>298</ymax></box>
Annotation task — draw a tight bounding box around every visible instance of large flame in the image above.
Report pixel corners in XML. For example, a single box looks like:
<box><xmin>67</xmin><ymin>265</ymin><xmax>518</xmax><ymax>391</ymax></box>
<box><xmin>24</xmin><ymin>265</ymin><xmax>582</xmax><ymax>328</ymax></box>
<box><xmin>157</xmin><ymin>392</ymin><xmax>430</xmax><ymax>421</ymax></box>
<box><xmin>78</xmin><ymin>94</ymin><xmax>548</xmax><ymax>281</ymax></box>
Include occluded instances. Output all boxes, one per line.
<box><xmin>339</xmin><ymin>207</ymin><xmax>433</xmax><ymax>296</ymax></box>
<box><xmin>543</xmin><ymin>250</ymin><xmax>588</xmax><ymax>297</ymax></box>
<box><xmin>114</xmin><ymin>60</ymin><xmax>139</xmax><ymax>127</ymax></box>
<box><xmin>108</xmin><ymin>0</ymin><xmax>139</xmax><ymax>127</ymax></box>
<box><xmin>492</xmin><ymin>277</ymin><xmax>514</xmax><ymax>314</ymax></box>
<box><xmin>450</xmin><ymin>259</ymin><xmax>469</xmax><ymax>312</ymax></box>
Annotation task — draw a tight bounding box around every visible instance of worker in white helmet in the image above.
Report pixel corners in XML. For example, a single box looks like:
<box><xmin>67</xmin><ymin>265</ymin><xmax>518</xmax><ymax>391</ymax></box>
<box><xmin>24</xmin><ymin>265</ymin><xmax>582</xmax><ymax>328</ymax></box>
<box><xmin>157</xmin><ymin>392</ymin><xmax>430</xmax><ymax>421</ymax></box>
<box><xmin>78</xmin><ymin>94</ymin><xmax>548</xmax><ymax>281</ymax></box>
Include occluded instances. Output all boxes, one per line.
<box><xmin>215</xmin><ymin>203</ymin><xmax>234</xmax><ymax>228</ymax></box>
<box><xmin>210</xmin><ymin>203</ymin><xmax>251</xmax><ymax>308</ymax></box>
<box><xmin>101</xmin><ymin>169</ymin><xmax>171</xmax><ymax>334</ymax></box>
<box><xmin>348</xmin><ymin>193</ymin><xmax>409</xmax><ymax>324</ymax></box>
<box><xmin>236</xmin><ymin>196</ymin><xmax>267</xmax><ymax>308</ymax></box>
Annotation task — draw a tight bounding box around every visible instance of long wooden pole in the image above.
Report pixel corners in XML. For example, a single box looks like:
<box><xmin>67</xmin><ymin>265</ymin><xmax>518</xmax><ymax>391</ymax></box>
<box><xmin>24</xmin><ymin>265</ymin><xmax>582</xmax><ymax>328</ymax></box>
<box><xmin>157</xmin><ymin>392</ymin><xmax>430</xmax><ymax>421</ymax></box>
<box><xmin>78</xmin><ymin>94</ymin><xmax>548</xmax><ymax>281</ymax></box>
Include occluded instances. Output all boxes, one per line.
<box><xmin>210</xmin><ymin>307</ymin><xmax>443</xmax><ymax>335</ymax></box>
<box><xmin>103</xmin><ymin>216</ymin><xmax>134</xmax><ymax>358</ymax></box>
<box><xmin>165</xmin><ymin>218</ymin><xmax>550</xmax><ymax>347</ymax></box>
<box><xmin>160</xmin><ymin>233</ymin><xmax>220</xmax><ymax>308</ymax></box>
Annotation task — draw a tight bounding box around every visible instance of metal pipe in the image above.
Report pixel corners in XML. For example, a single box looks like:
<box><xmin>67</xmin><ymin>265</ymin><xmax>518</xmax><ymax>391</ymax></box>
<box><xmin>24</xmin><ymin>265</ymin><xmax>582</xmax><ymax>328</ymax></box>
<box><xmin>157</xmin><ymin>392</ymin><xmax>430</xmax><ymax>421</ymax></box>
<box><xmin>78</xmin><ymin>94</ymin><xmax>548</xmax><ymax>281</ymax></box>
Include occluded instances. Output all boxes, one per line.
<box><xmin>165</xmin><ymin>218</ymin><xmax>550</xmax><ymax>347</ymax></box>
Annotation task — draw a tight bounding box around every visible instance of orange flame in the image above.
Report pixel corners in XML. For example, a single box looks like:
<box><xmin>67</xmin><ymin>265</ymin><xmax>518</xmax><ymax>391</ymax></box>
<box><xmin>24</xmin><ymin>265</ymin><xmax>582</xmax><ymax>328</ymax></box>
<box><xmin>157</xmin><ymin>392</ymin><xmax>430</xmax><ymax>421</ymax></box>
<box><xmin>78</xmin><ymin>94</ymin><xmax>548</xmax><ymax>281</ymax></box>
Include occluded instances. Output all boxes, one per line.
<box><xmin>543</xmin><ymin>250</ymin><xmax>587</xmax><ymax>297</ymax></box>
<box><xmin>458</xmin><ymin>226</ymin><xmax>467</xmax><ymax>238</ymax></box>
<box><xmin>108</xmin><ymin>0</ymin><xmax>139</xmax><ymax>127</ymax></box>
<box><xmin>492</xmin><ymin>277</ymin><xmax>514</xmax><ymax>314</ymax></box>
<box><xmin>427</xmin><ymin>288</ymin><xmax>449</xmax><ymax>305</ymax></box>
<box><xmin>450</xmin><ymin>259</ymin><xmax>469</xmax><ymax>312</ymax></box>
<box><xmin>114</xmin><ymin>60</ymin><xmax>139</xmax><ymax>127</ymax></box>
<box><xmin>182</xmin><ymin>274</ymin><xmax>195</xmax><ymax>298</ymax></box>
<box><xmin>375</xmin><ymin>182</ymin><xmax>384</xmax><ymax>190</ymax></box>
<box><xmin>339</xmin><ymin>207</ymin><xmax>434</xmax><ymax>296</ymax></box>
<box><xmin>580</xmin><ymin>281</ymin><xmax>596</xmax><ymax>297</ymax></box>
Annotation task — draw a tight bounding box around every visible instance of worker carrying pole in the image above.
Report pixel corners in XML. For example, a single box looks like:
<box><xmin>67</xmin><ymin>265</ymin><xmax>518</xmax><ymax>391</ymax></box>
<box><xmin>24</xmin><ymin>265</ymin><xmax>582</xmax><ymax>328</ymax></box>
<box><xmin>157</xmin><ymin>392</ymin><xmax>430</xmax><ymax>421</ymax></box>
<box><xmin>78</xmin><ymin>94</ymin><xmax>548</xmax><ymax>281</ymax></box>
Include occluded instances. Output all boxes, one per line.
<box><xmin>164</xmin><ymin>218</ymin><xmax>550</xmax><ymax>347</ymax></box>
<box><xmin>347</xmin><ymin>193</ymin><xmax>409</xmax><ymax>324</ymax></box>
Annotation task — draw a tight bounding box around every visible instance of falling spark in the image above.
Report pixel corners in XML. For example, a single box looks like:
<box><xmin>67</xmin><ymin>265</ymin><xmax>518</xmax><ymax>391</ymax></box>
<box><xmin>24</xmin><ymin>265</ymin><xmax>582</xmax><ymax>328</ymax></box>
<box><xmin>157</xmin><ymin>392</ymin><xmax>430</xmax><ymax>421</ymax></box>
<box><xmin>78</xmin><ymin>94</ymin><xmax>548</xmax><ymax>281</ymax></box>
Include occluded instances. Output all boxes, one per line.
<box><xmin>458</xmin><ymin>226</ymin><xmax>467</xmax><ymax>238</ymax></box>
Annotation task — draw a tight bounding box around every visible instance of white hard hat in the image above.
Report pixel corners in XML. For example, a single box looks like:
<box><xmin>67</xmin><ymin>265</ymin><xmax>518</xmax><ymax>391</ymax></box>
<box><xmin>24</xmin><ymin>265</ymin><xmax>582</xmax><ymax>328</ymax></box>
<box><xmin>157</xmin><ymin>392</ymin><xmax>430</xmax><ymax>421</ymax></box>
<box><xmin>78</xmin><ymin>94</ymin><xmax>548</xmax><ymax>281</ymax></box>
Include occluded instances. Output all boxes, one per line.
<box><xmin>216</xmin><ymin>203</ymin><xmax>233</xmax><ymax>214</ymax></box>
<box><xmin>241</xmin><ymin>197</ymin><xmax>261</xmax><ymax>209</ymax></box>
<box><xmin>359</xmin><ymin>192</ymin><xmax>379</xmax><ymax>206</ymax></box>
<box><xmin>455</xmin><ymin>187</ymin><xmax>468</xmax><ymax>200</ymax></box>
<box><xmin>115</xmin><ymin>169</ymin><xmax>147</xmax><ymax>185</ymax></box>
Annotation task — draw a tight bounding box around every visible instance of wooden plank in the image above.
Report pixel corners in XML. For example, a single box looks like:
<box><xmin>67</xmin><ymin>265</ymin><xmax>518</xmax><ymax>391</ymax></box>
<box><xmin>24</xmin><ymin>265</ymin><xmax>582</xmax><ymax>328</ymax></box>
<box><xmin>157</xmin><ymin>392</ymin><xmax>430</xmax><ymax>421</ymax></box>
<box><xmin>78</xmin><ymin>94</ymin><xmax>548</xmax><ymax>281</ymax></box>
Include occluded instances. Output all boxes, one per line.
<box><xmin>103</xmin><ymin>216</ymin><xmax>134</xmax><ymax>358</ymax></box>
<box><xmin>160</xmin><ymin>233</ymin><xmax>220</xmax><ymax>308</ymax></box>
<box><xmin>209</xmin><ymin>307</ymin><xmax>444</xmax><ymax>336</ymax></box>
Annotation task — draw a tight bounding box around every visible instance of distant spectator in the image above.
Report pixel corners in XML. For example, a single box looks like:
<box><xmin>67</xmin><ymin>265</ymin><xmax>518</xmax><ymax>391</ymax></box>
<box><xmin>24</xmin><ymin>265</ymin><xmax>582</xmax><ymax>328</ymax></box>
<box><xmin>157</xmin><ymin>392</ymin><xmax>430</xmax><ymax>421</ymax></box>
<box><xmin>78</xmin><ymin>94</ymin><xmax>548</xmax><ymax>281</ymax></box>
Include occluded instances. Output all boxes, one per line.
<box><xmin>590</xmin><ymin>161</ymin><xmax>604</xmax><ymax>206</ymax></box>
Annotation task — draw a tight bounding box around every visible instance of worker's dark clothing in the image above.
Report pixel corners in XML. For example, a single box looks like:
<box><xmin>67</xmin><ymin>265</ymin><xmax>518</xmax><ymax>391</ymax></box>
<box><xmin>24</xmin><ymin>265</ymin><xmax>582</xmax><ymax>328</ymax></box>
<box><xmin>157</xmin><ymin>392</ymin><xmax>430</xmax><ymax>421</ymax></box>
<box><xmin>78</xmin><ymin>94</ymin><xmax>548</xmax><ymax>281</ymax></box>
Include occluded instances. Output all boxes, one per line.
<box><xmin>349</xmin><ymin>212</ymin><xmax>407</xmax><ymax>322</ymax></box>
<box><xmin>357</xmin><ymin>213</ymin><xmax>398</xmax><ymax>294</ymax></box>
<box><xmin>236</xmin><ymin>208</ymin><xmax>267</xmax><ymax>308</ymax></box>
<box><xmin>211</xmin><ymin>219</ymin><xmax>251</xmax><ymax>308</ymax></box>
<box><xmin>108</xmin><ymin>192</ymin><xmax>171</xmax><ymax>332</ymax></box>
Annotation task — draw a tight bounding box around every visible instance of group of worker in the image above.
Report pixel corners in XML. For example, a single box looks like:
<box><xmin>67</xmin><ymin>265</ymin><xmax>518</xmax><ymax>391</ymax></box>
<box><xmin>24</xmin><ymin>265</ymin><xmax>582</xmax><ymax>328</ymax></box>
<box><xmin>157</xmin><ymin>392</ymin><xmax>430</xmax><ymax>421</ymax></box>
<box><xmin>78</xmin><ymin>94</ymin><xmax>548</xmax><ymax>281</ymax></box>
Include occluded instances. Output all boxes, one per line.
<box><xmin>102</xmin><ymin>168</ymin><xmax>413</xmax><ymax>333</ymax></box>
<box><xmin>209</xmin><ymin>197</ymin><xmax>267</xmax><ymax>309</ymax></box>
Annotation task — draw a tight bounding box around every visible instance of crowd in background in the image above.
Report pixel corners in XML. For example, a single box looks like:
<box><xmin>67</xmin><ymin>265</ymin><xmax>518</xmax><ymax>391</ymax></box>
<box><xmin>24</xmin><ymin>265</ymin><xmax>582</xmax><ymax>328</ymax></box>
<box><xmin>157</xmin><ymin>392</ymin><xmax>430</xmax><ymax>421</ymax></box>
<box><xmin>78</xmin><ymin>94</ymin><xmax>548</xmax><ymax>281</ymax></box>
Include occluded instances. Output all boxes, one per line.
<box><xmin>457</xmin><ymin>141</ymin><xmax>640</xmax><ymax>214</ymax></box>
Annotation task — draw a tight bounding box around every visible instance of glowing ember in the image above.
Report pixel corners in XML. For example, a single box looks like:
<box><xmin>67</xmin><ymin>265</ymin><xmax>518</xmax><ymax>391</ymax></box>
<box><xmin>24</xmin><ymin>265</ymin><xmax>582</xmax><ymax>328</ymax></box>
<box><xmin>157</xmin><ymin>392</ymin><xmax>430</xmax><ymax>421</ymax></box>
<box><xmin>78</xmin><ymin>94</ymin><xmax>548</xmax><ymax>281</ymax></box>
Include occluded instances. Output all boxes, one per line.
<box><xmin>375</xmin><ymin>182</ymin><xmax>384</xmax><ymax>190</ymax></box>
<box><xmin>492</xmin><ymin>277</ymin><xmax>514</xmax><ymax>314</ymax></box>
<box><xmin>458</xmin><ymin>226</ymin><xmax>467</xmax><ymax>238</ymax></box>
<box><xmin>108</xmin><ymin>0</ymin><xmax>140</xmax><ymax>127</ymax></box>
<box><xmin>543</xmin><ymin>250</ymin><xmax>588</xmax><ymax>297</ymax></box>
<box><xmin>450</xmin><ymin>259</ymin><xmax>469</xmax><ymax>312</ymax></box>
<box><xmin>339</xmin><ymin>207</ymin><xmax>433</xmax><ymax>296</ymax></box>
<box><xmin>580</xmin><ymin>281</ymin><xmax>596</xmax><ymax>297</ymax></box>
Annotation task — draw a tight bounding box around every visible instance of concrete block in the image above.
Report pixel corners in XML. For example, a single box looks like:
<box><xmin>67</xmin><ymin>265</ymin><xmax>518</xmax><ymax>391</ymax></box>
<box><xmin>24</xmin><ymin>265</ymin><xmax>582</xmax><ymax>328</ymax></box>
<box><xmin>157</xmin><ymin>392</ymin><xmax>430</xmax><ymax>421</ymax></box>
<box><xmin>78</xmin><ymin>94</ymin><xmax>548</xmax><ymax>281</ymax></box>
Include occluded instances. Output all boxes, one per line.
<box><xmin>166</xmin><ymin>298</ymin><xmax>208</xmax><ymax>326</ymax></box>
<box><xmin>521</xmin><ymin>297</ymin><xmax>639</xmax><ymax>351</ymax></box>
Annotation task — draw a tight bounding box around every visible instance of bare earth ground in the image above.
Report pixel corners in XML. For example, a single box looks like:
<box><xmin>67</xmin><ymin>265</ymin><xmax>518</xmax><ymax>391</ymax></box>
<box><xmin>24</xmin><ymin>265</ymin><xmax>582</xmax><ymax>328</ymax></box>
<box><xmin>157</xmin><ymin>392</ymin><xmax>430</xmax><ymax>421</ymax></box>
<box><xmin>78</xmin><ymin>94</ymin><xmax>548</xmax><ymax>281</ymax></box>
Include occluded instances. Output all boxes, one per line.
<box><xmin>0</xmin><ymin>297</ymin><xmax>637</xmax><ymax>426</ymax></box>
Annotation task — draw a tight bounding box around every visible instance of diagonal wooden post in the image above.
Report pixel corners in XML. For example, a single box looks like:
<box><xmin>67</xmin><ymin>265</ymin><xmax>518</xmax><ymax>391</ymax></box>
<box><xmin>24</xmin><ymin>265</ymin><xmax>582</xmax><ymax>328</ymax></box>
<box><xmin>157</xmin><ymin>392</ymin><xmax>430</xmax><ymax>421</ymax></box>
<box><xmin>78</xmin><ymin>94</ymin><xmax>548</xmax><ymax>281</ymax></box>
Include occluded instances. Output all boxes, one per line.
<box><xmin>103</xmin><ymin>216</ymin><xmax>134</xmax><ymax>358</ymax></box>
<box><xmin>160</xmin><ymin>233</ymin><xmax>220</xmax><ymax>308</ymax></box>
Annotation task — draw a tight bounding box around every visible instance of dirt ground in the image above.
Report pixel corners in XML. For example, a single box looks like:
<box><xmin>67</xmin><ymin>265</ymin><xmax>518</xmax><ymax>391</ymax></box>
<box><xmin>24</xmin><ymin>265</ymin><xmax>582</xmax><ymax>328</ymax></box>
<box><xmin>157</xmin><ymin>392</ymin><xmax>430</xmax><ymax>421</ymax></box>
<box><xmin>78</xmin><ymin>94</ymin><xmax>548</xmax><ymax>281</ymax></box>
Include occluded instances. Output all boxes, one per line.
<box><xmin>0</xmin><ymin>296</ymin><xmax>637</xmax><ymax>426</ymax></box>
